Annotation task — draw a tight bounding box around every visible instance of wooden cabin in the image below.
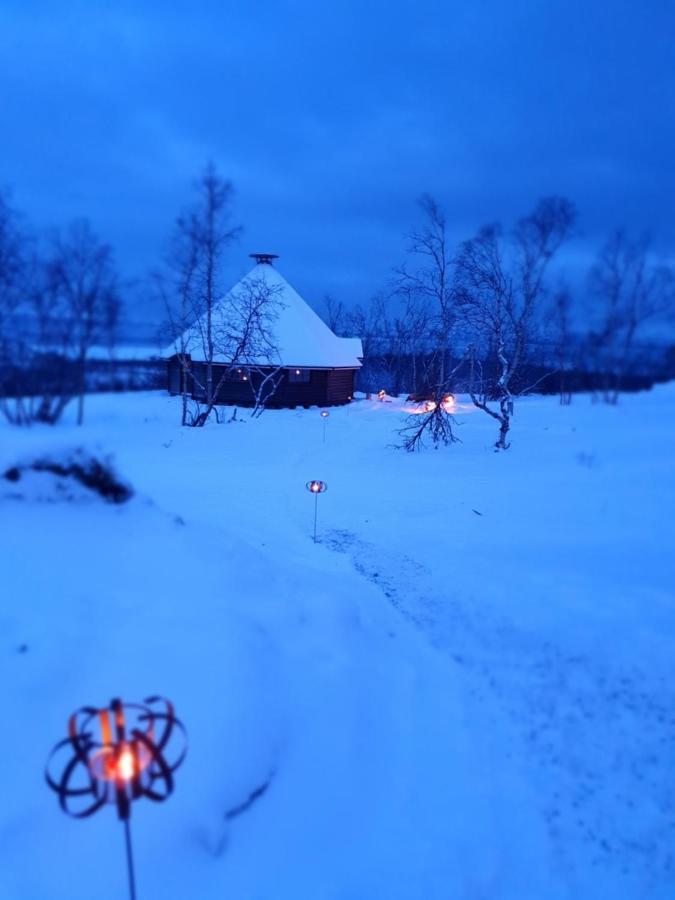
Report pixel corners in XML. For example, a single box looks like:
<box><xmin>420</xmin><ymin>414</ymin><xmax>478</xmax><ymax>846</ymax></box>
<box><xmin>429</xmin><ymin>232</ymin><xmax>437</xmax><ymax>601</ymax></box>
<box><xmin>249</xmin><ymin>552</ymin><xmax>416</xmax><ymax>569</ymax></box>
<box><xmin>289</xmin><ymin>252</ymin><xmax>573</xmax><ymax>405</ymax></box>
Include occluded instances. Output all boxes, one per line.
<box><xmin>165</xmin><ymin>254</ymin><xmax>362</xmax><ymax>408</ymax></box>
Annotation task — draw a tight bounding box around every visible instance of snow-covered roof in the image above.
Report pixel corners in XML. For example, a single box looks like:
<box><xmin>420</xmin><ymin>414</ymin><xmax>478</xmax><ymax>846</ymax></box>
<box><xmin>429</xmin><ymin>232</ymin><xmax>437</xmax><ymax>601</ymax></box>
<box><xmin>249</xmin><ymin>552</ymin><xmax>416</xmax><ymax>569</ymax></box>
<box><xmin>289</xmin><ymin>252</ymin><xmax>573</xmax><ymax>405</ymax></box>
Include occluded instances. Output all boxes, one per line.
<box><xmin>165</xmin><ymin>262</ymin><xmax>362</xmax><ymax>369</ymax></box>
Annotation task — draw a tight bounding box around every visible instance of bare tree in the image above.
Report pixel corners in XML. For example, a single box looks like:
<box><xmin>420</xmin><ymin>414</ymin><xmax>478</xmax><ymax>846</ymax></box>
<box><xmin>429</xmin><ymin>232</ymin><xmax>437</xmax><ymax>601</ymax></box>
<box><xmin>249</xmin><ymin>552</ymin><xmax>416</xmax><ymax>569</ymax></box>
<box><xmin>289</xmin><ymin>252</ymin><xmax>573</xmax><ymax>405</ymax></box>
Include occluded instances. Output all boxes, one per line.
<box><xmin>549</xmin><ymin>283</ymin><xmax>574</xmax><ymax>405</ymax></box>
<box><xmin>588</xmin><ymin>230</ymin><xmax>674</xmax><ymax>403</ymax></box>
<box><xmin>344</xmin><ymin>297</ymin><xmax>386</xmax><ymax>393</ymax></box>
<box><xmin>163</xmin><ymin>238</ymin><xmax>285</xmax><ymax>425</ymax></box>
<box><xmin>455</xmin><ymin>197</ymin><xmax>575</xmax><ymax>449</ymax></box>
<box><xmin>369</xmin><ymin>294</ymin><xmax>402</xmax><ymax>393</ymax></box>
<box><xmin>215</xmin><ymin>274</ymin><xmax>285</xmax><ymax>418</ymax></box>
<box><xmin>191</xmin><ymin>165</ymin><xmax>241</xmax><ymax>412</ymax></box>
<box><xmin>155</xmin><ymin>213</ymin><xmax>202</xmax><ymax>425</ymax></box>
<box><xmin>395</xmin><ymin>194</ymin><xmax>454</xmax><ymax>390</ymax></box>
<box><xmin>46</xmin><ymin>220</ymin><xmax>121</xmax><ymax>425</ymax></box>
<box><xmin>395</xmin><ymin>290</ymin><xmax>432</xmax><ymax>396</ymax></box>
<box><xmin>322</xmin><ymin>294</ymin><xmax>346</xmax><ymax>334</ymax></box>
<box><xmin>0</xmin><ymin>192</ymin><xmax>34</xmax><ymax>424</ymax></box>
<box><xmin>165</xmin><ymin>163</ymin><xmax>242</xmax><ymax>426</ymax></box>
<box><xmin>0</xmin><ymin>192</ymin><xmax>75</xmax><ymax>425</ymax></box>
<box><xmin>0</xmin><ymin>191</ymin><xmax>24</xmax><ymax>352</ymax></box>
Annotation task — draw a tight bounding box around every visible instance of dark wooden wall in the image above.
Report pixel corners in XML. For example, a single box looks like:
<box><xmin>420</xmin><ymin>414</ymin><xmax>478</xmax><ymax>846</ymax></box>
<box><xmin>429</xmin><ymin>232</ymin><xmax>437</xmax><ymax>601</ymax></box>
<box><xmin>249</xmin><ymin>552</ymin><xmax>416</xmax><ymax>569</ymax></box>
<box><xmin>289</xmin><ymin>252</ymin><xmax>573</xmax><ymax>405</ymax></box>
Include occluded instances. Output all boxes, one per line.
<box><xmin>167</xmin><ymin>360</ymin><xmax>356</xmax><ymax>408</ymax></box>
<box><xmin>326</xmin><ymin>369</ymin><xmax>355</xmax><ymax>405</ymax></box>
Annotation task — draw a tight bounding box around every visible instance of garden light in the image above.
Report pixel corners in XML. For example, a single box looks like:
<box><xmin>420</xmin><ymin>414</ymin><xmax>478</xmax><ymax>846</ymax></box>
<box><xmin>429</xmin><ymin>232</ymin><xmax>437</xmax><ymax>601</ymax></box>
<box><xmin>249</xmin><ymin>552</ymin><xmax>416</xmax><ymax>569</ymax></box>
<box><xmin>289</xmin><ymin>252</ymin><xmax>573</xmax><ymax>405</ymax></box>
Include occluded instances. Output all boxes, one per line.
<box><xmin>46</xmin><ymin>696</ymin><xmax>186</xmax><ymax>900</ymax></box>
<box><xmin>305</xmin><ymin>480</ymin><xmax>328</xmax><ymax>542</ymax></box>
<box><xmin>320</xmin><ymin>409</ymin><xmax>329</xmax><ymax>442</ymax></box>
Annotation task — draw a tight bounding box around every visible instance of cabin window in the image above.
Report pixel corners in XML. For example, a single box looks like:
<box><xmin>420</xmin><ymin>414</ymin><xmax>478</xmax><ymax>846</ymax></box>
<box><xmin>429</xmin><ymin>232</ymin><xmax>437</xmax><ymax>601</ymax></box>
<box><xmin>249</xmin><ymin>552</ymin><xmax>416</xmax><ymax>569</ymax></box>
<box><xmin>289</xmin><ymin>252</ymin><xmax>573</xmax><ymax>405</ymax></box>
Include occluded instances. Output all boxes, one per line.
<box><xmin>288</xmin><ymin>368</ymin><xmax>310</xmax><ymax>383</ymax></box>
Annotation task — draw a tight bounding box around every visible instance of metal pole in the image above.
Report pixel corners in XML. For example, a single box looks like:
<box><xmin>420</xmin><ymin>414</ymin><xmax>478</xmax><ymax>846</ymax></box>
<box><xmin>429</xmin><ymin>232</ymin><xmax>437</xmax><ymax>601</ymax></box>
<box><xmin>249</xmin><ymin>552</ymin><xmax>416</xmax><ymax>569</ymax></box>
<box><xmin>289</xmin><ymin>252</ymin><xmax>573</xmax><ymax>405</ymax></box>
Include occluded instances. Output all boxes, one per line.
<box><xmin>313</xmin><ymin>492</ymin><xmax>318</xmax><ymax>543</ymax></box>
<box><xmin>124</xmin><ymin>818</ymin><xmax>137</xmax><ymax>900</ymax></box>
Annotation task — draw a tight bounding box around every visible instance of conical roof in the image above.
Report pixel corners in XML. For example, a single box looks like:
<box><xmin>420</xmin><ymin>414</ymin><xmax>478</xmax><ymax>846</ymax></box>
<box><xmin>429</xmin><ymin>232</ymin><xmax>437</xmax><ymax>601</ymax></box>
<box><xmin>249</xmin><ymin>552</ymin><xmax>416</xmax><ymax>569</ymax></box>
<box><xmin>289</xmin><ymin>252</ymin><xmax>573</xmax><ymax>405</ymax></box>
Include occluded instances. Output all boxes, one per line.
<box><xmin>167</xmin><ymin>261</ymin><xmax>362</xmax><ymax>369</ymax></box>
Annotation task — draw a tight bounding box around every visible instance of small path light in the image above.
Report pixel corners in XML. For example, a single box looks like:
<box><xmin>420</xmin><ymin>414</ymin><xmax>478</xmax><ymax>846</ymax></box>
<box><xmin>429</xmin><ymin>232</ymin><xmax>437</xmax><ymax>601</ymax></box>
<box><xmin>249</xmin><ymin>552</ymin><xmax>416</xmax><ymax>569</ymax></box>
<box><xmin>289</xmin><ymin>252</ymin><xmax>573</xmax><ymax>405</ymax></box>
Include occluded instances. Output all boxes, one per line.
<box><xmin>320</xmin><ymin>409</ymin><xmax>329</xmax><ymax>442</ymax></box>
<box><xmin>46</xmin><ymin>696</ymin><xmax>186</xmax><ymax>900</ymax></box>
<box><xmin>305</xmin><ymin>480</ymin><xmax>328</xmax><ymax>543</ymax></box>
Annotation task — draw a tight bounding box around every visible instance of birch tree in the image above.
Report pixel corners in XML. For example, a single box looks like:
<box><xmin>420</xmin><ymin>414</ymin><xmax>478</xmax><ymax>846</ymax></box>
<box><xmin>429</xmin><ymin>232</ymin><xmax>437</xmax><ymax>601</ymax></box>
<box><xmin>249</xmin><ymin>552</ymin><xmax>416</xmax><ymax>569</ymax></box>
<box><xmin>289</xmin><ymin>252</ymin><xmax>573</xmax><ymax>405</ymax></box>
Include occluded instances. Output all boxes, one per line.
<box><xmin>395</xmin><ymin>194</ymin><xmax>455</xmax><ymax>391</ymax></box>
<box><xmin>0</xmin><ymin>192</ymin><xmax>76</xmax><ymax>425</ymax></box>
<box><xmin>588</xmin><ymin>230</ymin><xmax>674</xmax><ymax>403</ymax></box>
<box><xmin>169</xmin><ymin>163</ymin><xmax>241</xmax><ymax>426</ymax></box>
<box><xmin>163</xmin><ymin>167</ymin><xmax>284</xmax><ymax>424</ymax></box>
<box><xmin>46</xmin><ymin>220</ymin><xmax>121</xmax><ymax>425</ymax></box>
<box><xmin>455</xmin><ymin>196</ymin><xmax>575</xmax><ymax>449</ymax></box>
<box><xmin>549</xmin><ymin>284</ymin><xmax>574</xmax><ymax>405</ymax></box>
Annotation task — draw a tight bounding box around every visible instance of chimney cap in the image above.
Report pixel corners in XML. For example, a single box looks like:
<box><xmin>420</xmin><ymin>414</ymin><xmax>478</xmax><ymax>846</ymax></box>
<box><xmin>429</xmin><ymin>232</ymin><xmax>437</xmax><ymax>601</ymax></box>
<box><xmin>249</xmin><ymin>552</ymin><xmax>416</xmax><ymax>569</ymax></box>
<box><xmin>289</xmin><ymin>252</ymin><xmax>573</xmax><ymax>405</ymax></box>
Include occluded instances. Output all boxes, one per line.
<box><xmin>249</xmin><ymin>253</ymin><xmax>279</xmax><ymax>265</ymax></box>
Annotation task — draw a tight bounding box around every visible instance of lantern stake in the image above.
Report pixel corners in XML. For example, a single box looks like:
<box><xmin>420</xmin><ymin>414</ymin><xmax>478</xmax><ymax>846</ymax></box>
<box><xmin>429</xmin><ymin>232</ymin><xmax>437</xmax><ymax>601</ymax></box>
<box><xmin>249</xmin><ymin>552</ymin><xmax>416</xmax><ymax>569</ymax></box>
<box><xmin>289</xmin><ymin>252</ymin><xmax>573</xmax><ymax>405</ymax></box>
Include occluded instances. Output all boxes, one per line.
<box><xmin>305</xmin><ymin>481</ymin><xmax>328</xmax><ymax>543</ymax></box>
<box><xmin>124</xmin><ymin>818</ymin><xmax>137</xmax><ymax>900</ymax></box>
<box><xmin>313</xmin><ymin>491</ymin><xmax>318</xmax><ymax>542</ymax></box>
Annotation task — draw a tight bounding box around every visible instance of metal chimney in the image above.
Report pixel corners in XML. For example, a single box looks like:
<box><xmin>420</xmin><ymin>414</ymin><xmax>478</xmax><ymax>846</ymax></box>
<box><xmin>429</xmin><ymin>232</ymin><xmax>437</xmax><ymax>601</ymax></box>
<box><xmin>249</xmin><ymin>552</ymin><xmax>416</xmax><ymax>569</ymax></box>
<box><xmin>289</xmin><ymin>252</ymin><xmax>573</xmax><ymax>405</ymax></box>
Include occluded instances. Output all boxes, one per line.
<box><xmin>249</xmin><ymin>253</ymin><xmax>279</xmax><ymax>265</ymax></box>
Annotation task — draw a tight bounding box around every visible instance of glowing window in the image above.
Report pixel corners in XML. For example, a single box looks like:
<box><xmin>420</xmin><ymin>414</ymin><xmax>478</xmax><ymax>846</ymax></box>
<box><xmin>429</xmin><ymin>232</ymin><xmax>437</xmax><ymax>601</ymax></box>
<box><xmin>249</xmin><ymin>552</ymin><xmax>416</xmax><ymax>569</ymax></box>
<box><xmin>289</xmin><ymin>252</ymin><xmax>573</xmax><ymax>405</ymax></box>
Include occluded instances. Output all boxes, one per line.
<box><xmin>288</xmin><ymin>368</ymin><xmax>310</xmax><ymax>383</ymax></box>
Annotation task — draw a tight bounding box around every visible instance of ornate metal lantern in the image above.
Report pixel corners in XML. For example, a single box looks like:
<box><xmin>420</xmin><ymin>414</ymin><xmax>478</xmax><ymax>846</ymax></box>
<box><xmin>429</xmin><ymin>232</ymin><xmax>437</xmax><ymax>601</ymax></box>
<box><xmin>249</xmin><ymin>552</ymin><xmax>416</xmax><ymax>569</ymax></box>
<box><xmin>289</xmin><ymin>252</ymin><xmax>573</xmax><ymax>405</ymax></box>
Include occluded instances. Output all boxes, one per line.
<box><xmin>46</xmin><ymin>696</ymin><xmax>186</xmax><ymax>899</ymax></box>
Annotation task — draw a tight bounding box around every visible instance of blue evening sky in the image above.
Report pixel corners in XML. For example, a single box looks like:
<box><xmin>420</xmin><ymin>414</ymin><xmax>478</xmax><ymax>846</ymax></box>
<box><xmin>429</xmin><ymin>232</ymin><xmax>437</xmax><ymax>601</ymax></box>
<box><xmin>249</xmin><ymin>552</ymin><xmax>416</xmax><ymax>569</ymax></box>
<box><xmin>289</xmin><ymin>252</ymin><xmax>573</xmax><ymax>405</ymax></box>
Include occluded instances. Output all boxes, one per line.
<box><xmin>2</xmin><ymin>0</ymin><xmax>673</xmax><ymax>325</ymax></box>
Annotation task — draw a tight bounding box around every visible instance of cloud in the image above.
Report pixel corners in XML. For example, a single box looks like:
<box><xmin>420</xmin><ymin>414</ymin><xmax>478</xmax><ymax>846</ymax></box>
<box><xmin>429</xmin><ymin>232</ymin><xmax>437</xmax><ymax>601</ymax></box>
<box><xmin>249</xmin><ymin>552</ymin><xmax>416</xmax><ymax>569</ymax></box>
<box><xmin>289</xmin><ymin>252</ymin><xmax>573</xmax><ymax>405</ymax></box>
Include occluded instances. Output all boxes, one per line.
<box><xmin>1</xmin><ymin>0</ymin><xmax>673</xmax><ymax>318</ymax></box>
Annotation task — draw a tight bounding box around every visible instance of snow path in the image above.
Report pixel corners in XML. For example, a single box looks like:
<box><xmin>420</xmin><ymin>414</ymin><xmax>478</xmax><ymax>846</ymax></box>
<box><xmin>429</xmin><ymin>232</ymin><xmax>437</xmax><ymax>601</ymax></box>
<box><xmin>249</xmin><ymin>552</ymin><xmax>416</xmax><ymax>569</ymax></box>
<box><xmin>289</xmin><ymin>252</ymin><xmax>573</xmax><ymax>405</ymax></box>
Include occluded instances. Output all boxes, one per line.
<box><xmin>324</xmin><ymin>526</ymin><xmax>675</xmax><ymax>897</ymax></box>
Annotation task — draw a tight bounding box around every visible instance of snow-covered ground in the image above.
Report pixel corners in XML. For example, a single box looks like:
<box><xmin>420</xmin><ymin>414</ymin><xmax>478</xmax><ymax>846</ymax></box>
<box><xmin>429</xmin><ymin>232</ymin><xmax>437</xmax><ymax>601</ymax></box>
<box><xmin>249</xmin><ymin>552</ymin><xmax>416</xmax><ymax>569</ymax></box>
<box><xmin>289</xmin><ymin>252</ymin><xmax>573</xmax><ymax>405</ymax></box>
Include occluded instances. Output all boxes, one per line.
<box><xmin>1</xmin><ymin>388</ymin><xmax>673</xmax><ymax>899</ymax></box>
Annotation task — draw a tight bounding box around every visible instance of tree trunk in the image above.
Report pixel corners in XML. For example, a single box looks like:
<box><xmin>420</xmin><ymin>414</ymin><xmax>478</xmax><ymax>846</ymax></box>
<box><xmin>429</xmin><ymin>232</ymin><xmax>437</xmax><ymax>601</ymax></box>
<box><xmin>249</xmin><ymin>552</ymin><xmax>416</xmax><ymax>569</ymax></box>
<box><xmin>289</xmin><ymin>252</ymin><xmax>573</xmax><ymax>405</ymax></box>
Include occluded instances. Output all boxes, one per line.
<box><xmin>77</xmin><ymin>354</ymin><xmax>86</xmax><ymax>425</ymax></box>
<box><xmin>494</xmin><ymin>396</ymin><xmax>511</xmax><ymax>450</ymax></box>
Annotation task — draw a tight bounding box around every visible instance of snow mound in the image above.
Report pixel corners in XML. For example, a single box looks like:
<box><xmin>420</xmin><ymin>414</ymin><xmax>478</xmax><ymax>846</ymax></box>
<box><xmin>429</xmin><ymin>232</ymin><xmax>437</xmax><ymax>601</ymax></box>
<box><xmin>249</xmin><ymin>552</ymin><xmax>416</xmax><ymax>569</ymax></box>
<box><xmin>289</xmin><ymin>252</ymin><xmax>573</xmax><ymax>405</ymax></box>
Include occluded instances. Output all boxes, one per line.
<box><xmin>2</xmin><ymin>450</ymin><xmax>133</xmax><ymax>504</ymax></box>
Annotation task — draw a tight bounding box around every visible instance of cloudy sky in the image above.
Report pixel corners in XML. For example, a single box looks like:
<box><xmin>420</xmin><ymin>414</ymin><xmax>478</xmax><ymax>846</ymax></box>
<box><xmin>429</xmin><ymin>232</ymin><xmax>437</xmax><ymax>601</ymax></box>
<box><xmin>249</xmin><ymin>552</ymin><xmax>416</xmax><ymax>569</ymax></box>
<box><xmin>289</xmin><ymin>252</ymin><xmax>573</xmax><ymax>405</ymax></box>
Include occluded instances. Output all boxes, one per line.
<box><xmin>2</xmin><ymin>0</ymin><xmax>673</xmax><ymax>325</ymax></box>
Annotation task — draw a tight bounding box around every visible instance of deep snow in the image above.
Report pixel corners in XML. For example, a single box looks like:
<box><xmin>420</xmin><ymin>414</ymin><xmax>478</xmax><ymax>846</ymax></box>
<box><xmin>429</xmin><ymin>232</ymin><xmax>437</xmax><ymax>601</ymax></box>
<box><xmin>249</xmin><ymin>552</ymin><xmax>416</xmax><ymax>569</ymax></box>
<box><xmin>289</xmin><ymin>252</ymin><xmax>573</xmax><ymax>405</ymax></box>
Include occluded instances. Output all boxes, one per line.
<box><xmin>0</xmin><ymin>388</ymin><xmax>673</xmax><ymax>899</ymax></box>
